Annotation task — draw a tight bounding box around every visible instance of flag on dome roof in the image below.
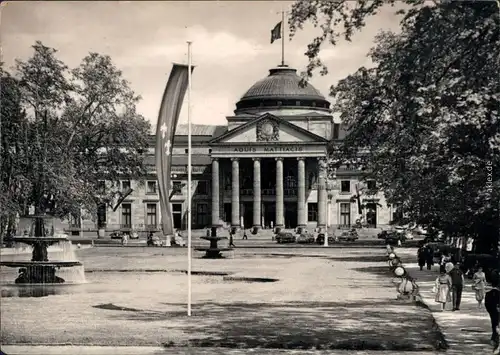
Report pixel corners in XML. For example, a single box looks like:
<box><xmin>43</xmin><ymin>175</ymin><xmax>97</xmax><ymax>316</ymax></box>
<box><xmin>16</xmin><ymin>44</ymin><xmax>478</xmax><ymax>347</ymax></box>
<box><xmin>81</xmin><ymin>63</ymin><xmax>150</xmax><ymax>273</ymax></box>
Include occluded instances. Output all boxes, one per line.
<box><xmin>270</xmin><ymin>21</ymin><xmax>282</xmax><ymax>44</ymax></box>
<box><xmin>155</xmin><ymin>64</ymin><xmax>193</xmax><ymax>237</ymax></box>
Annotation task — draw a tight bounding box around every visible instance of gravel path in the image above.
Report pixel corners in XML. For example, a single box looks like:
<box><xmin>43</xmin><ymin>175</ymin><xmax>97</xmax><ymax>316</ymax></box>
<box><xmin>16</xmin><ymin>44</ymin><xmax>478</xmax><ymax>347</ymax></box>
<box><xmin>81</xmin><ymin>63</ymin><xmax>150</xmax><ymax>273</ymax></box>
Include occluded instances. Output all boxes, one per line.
<box><xmin>1</xmin><ymin>247</ymin><xmax>443</xmax><ymax>351</ymax></box>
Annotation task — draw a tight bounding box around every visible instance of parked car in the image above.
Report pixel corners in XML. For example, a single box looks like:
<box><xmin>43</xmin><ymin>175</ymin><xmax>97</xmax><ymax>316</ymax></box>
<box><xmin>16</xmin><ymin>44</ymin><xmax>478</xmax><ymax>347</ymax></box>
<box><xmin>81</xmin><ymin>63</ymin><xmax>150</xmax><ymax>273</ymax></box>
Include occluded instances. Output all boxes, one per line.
<box><xmin>147</xmin><ymin>235</ymin><xmax>163</xmax><ymax>247</ymax></box>
<box><xmin>129</xmin><ymin>231</ymin><xmax>139</xmax><ymax>239</ymax></box>
<box><xmin>377</xmin><ymin>230</ymin><xmax>390</xmax><ymax>239</ymax></box>
<box><xmin>276</xmin><ymin>232</ymin><xmax>296</xmax><ymax>244</ymax></box>
<box><xmin>172</xmin><ymin>234</ymin><xmax>186</xmax><ymax>247</ymax></box>
<box><xmin>338</xmin><ymin>229</ymin><xmax>359</xmax><ymax>242</ymax></box>
<box><xmin>110</xmin><ymin>231</ymin><xmax>123</xmax><ymax>239</ymax></box>
<box><xmin>394</xmin><ymin>226</ymin><xmax>413</xmax><ymax>240</ymax></box>
<box><xmin>296</xmin><ymin>233</ymin><xmax>315</xmax><ymax>244</ymax></box>
<box><xmin>384</xmin><ymin>231</ymin><xmax>406</xmax><ymax>245</ymax></box>
<box><xmin>316</xmin><ymin>233</ymin><xmax>335</xmax><ymax>245</ymax></box>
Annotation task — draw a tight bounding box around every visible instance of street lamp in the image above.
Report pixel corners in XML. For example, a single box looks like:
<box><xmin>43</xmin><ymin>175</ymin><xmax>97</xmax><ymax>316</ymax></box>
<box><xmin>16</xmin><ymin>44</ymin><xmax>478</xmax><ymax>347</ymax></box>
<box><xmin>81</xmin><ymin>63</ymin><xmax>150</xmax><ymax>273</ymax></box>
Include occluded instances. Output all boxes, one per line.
<box><xmin>324</xmin><ymin>170</ymin><xmax>337</xmax><ymax>247</ymax></box>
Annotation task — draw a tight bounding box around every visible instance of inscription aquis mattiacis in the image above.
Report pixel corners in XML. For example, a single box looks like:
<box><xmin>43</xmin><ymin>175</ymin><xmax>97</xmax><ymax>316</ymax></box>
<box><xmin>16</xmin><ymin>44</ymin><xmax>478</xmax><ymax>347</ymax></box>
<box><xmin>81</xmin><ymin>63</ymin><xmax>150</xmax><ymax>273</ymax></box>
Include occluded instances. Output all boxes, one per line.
<box><xmin>232</xmin><ymin>146</ymin><xmax>305</xmax><ymax>153</ymax></box>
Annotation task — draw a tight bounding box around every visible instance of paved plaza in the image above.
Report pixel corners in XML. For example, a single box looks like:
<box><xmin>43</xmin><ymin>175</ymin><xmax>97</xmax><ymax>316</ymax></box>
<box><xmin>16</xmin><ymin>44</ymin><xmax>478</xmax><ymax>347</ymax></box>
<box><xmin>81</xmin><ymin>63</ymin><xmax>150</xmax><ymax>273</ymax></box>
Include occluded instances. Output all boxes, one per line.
<box><xmin>0</xmin><ymin>246</ymin><xmax>445</xmax><ymax>353</ymax></box>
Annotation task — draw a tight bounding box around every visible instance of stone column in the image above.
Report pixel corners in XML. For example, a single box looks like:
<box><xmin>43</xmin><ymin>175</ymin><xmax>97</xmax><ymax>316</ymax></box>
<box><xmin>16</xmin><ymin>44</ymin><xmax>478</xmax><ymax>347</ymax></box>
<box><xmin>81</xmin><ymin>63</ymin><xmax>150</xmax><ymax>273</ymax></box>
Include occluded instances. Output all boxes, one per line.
<box><xmin>231</xmin><ymin>158</ymin><xmax>240</xmax><ymax>230</ymax></box>
<box><xmin>252</xmin><ymin>158</ymin><xmax>261</xmax><ymax>233</ymax></box>
<box><xmin>211</xmin><ymin>158</ymin><xmax>220</xmax><ymax>236</ymax></box>
<box><xmin>297</xmin><ymin>157</ymin><xmax>306</xmax><ymax>233</ymax></box>
<box><xmin>317</xmin><ymin>158</ymin><xmax>327</xmax><ymax>231</ymax></box>
<box><xmin>275</xmin><ymin>157</ymin><xmax>284</xmax><ymax>231</ymax></box>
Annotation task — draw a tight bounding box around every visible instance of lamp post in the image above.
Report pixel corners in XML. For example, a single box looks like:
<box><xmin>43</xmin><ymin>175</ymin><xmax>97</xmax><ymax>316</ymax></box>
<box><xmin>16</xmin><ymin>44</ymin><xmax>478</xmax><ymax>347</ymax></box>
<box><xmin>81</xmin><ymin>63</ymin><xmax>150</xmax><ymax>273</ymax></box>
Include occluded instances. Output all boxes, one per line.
<box><xmin>324</xmin><ymin>169</ymin><xmax>337</xmax><ymax>246</ymax></box>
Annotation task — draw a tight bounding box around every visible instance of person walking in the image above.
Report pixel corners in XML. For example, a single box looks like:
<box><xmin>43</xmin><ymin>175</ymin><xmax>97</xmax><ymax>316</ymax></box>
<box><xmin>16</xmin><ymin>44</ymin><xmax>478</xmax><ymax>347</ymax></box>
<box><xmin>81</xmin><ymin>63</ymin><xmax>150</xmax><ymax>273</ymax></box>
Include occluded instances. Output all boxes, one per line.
<box><xmin>229</xmin><ymin>230</ymin><xmax>236</xmax><ymax>248</ymax></box>
<box><xmin>448</xmin><ymin>262</ymin><xmax>464</xmax><ymax>311</ymax></box>
<box><xmin>417</xmin><ymin>246</ymin><xmax>426</xmax><ymax>271</ymax></box>
<box><xmin>425</xmin><ymin>245</ymin><xmax>434</xmax><ymax>270</ymax></box>
<box><xmin>434</xmin><ymin>269</ymin><xmax>452</xmax><ymax>311</ymax></box>
<box><xmin>485</xmin><ymin>277</ymin><xmax>500</xmax><ymax>351</ymax></box>
<box><xmin>472</xmin><ymin>266</ymin><xmax>487</xmax><ymax>309</ymax></box>
<box><xmin>242</xmin><ymin>230</ymin><xmax>248</xmax><ymax>240</ymax></box>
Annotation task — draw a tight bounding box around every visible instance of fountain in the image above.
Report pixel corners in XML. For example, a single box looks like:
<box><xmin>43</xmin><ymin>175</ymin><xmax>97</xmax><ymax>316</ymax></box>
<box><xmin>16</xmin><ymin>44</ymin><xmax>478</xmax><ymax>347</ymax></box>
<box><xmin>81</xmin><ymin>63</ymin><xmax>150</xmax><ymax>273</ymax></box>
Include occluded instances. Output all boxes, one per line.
<box><xmin>0</xmin><ymin>215</ymin><xmax>83</xmax><ymax>284</ymax></box>
<box><xmin>194</xmin><ymin>226</ymin><xmax>232</xmax><ymax>258</ymax></box>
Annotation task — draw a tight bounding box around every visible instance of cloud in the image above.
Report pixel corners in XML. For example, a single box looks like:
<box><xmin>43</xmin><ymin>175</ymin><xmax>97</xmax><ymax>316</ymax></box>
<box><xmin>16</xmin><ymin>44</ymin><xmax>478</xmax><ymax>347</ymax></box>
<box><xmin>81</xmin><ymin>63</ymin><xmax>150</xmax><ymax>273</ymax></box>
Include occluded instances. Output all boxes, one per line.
<box><xmin>117</xmin><ymin>25</ymin><xmax>269</xmax><ymax>68</ymax></box>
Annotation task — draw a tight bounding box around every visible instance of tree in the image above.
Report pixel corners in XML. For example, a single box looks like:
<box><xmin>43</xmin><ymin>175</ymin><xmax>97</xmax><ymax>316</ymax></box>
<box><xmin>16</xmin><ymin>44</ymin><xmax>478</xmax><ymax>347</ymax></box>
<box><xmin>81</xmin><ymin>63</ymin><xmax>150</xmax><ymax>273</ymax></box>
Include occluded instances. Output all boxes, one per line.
<box><xmin>290</xmin><ymin>1</ymin><xmax>500</xmax><ymax>250</ymax></box>
<box><xmin>0</xmin><ymin>41</ymin><xmax>150</xmax><ymax>235</ymax></box>
<box><xmin>0</xmin><ymin>68</ymin><xmax>28</xmax><ymax>241</ymax></box>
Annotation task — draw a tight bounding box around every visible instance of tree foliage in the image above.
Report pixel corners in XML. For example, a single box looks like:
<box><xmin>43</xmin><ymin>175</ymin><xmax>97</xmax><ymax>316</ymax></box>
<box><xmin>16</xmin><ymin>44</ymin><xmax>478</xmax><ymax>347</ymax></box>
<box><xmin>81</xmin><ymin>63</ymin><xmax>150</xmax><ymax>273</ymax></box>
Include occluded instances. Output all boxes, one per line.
<box><xmin>0</xmin><ymin>41</ymin><xmax>150</xmax><ymax>230</ymax></box>
<box><xmin>290</xmin><ymin>1</ymin><xmax>500</xmax><ymax>248</ymax></box>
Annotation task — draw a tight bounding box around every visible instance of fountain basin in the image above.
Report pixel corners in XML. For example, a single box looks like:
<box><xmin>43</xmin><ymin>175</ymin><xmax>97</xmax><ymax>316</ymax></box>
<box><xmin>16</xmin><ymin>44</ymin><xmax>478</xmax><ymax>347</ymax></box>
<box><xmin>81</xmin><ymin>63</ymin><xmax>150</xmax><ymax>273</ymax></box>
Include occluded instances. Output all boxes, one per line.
<box><xmin>0</xmin><ymin>261</ymin><xmax>82</xmax><ymax>267</ymax></box>
<box><xmin>9</xmin><ymin>236</ymin><xmax>73</xmax><ymax>245</ymax></box>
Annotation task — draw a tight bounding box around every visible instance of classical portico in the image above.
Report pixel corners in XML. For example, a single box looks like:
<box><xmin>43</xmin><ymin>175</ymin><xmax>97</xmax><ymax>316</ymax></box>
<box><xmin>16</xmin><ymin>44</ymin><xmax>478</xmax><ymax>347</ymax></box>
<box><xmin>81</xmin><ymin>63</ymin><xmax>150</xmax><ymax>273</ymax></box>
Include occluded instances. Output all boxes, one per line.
<box><xmin>209</xmin><ymin>113</ymin><xmax>329</xmax><ymax>233</ymax></box>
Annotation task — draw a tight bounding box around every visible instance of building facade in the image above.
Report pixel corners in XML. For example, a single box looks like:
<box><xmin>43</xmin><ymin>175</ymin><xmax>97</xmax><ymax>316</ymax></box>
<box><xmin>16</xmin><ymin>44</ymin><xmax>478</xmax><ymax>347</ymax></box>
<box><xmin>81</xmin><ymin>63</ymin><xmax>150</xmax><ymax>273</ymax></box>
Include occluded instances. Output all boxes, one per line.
<box><xmin>66</xmin><ymin>65</ymin><xmax>399</xmax><ymax>236</ymax></box>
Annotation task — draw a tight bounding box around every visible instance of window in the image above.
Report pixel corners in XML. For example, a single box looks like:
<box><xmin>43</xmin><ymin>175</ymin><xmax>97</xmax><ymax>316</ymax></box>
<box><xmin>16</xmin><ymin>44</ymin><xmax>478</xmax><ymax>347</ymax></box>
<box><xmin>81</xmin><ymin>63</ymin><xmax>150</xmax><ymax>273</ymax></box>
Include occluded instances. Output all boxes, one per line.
<box><xmin>296</xmin><ymin>101</ymin><xmax>301</xmax><ymax>106</ymax></box>
<box><xmin>146</xmin><ymin>203</ymin><xmax>157</xmax><ymax>228</ymax></box>
<box><xmin>196</xmin><ymin>203</ymin><xmax>209</xmax><ymax>226</ymax></box>
<box><xmin>197</xmin><ymin>180</ymin><xmax>209</xmax><ymax>195</ymax></box>
<box><xmin>333</xmin><ymin>123</ymin><xmax>340</xmax><ymax>139</ymax></box>
<box><xmin>147</xmin><ymin>181</ymin><xmax>157</xmax><ymax>194</ymax></box>
<box><xmin>70</xmin><ymin>213</ymin><xmax>81</xmax><ymax>228</ymax></box>
<box><xmin>173</xmin><ymin>181</ymin><xmax>183</xmax><ymax>194</ymax></box>
<box><xmin>340</xmin><ymin>203</ymin><xmax>351</xmax><ymax>227</ymax></box>
<box><xmin>307</xmin><ymin>203</ymin><xmax>318</xmax><ymax>222</ymax></box>
<box><xmin>121</xmin><ymin>203</ymin><xmax>132</xmax><ymax>228</ymax></box>
<box><xmin>171</xmin><ymin>203</ymin><xmax>182</xmax><ymax>229</ymax></box>
<box><xmin>366</xmin><ymin>180</ymin><xmax>376</xmax><ymax>190</ymax></box>
<box><xmin>341</xmin><ymin>180</ymin><xmax>351</xmax><ymax>193</ymax></box>
<box><xmin>121</xmin><ymin>180</ymin><xmax>131</xmax><ymax>192</ymax></box>
<box><xmin>172</xmin><ymin>203</ymin><xmax>182</xmax><ymax>213</ymax></box>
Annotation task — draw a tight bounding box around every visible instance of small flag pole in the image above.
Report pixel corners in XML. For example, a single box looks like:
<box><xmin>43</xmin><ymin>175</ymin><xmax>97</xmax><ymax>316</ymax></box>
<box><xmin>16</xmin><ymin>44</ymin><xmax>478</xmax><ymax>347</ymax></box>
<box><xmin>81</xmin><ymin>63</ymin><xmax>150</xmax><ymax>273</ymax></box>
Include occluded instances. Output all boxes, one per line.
<box><xmin>187</xmin><ymin>41</ymin><xmax>193</xmax><ymax>317</ymax></box>
<box><xmin>281</xmin><ymin>10</ymin><xmax>285</xmax><ymax>66</ymax></box>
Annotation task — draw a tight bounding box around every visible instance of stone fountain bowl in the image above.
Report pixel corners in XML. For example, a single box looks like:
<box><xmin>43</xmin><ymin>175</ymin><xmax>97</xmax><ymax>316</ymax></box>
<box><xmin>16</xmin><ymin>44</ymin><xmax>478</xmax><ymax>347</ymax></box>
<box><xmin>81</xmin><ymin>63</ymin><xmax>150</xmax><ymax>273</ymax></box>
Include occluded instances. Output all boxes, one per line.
<box><xmin>0</xmin><ymin>261</ymin><xmax>82</xmax><ymax>268</ymax></box>
<box><xmin>10</xmin><ymin>236</ymin><xmax>70</xmax><ymax>244</ymax></box>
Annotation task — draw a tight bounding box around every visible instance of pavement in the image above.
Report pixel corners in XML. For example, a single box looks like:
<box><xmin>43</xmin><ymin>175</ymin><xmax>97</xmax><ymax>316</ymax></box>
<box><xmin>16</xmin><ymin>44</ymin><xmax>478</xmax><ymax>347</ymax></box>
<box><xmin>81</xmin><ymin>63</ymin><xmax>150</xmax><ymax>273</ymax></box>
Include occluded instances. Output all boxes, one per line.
<box><xmin>395</xmin><ymin>247</ymin><xmax>493</xmax><ymax>354</ymax></box>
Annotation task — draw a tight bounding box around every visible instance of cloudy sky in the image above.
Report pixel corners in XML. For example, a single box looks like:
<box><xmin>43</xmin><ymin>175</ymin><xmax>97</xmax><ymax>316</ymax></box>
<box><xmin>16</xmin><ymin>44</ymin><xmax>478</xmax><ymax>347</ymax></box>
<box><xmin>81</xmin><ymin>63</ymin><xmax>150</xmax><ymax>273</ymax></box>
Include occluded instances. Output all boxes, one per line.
<box><xmin>1</xmin><ymin>1</ymin><xmax>403</xmax><ymax>129</ymax></box>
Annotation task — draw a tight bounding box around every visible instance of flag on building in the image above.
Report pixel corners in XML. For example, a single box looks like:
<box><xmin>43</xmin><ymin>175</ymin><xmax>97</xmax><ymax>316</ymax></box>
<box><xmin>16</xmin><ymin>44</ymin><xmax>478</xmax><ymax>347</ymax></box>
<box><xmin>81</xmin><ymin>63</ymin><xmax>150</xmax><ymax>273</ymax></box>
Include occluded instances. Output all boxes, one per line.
<box><xmin>155</xmin><ymin>64</ymin><xmax>193</xmax><ymax>237</ymax></box>
<box><xmin>270</xmin><ymin>21</ymin><xmax>282</xmax><ymax>44</ymax></box>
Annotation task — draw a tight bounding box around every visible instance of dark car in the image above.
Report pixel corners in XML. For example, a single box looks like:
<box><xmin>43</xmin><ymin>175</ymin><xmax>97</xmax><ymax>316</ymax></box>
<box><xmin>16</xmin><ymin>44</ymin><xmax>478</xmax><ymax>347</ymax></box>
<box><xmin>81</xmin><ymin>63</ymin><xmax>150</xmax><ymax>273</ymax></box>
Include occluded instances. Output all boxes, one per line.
<box><xmin>338</xmin><ymin>229</ymin><xmax>359</xmax><ymax>242</ymax></box>
<box><xmin>377</xmin><ymin>230</ymin><xmax>390</xmax><ymax>239</ymax></box>
<box><xmin>316</xmin><ymin>233</ymin><xmax>335</xmax><ymax>245</ymax></box>
<box><xmin>384</xmin><ymin>231</ymin><xmax>406</xmax><ymax>245</ymax></box>
<box><xmin>110</xmin><ymin>231</ymin><xmax>123</xmax><ymax>239</ymax></box>
<box><xmin>276</xmin><ymin>232</ymin><xmax>296</xmax><ymax>244</ymax></box>
<box><xmin>296</xmin><ymin>233</ymin><xmax>315</xmax><ymax>244</ymax></box>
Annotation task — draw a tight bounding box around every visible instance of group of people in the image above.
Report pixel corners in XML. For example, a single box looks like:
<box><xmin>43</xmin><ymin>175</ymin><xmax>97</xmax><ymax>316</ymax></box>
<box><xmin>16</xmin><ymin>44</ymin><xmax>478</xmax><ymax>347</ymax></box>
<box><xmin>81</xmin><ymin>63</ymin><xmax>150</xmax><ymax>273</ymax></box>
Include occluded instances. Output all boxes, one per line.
<box><xmin>432</xmin><ymin>259</ymin><xmax>500</xmax><ymax>353</ymax></box>
<box><xmin>433</xmin><ymin>261</ymin><xmax>464</xmax><ymax>311</ymax></box>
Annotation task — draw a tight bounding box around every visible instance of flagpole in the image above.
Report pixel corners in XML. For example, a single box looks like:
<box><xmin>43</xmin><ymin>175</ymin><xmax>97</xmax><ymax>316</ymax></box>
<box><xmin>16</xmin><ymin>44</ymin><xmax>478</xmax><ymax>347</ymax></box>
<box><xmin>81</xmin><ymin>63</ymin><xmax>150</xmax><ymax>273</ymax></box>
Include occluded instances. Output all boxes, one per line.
<box><xmin>281</xmin><ymin>10</ymin><xmax>285</xmax><ymax>66</ymax></box>
<box><xmin>187</xmin><ymin>41</ymin><xmax>193</xmax><ymax>317</ymax></box>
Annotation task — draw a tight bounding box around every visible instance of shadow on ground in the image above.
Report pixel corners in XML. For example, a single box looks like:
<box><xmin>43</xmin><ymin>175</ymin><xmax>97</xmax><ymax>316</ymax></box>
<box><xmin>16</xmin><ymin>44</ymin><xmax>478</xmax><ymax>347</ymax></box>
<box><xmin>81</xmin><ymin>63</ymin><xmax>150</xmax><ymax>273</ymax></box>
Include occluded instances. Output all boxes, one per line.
<box><xmin>93</xmin><ymin>300</ymin><xmax>446</xmax><ymax>351</ymax></box>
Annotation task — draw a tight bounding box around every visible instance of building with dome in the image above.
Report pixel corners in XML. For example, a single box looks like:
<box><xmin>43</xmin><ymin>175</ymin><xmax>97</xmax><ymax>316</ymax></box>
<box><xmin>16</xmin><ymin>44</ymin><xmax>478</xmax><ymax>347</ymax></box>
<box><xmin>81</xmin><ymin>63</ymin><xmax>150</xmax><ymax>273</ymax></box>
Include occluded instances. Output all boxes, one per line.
<box><xmin>64</xmin><ymin>64</ymin><xmax>396</xmax><ymax>236</ymax></box>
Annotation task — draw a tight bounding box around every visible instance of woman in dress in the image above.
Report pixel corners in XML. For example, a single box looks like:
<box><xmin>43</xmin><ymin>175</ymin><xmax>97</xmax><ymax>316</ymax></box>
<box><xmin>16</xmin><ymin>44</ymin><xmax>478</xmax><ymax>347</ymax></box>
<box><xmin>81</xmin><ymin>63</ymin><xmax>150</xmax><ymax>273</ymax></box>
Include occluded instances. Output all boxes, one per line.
<box><xmin>473</xmin><ymin>266</ymin><xmax>487</xmax><ymax>309</ymax></box>
<box><xmin>434</xmin><ymin>269</ymin><xmax>452</xmax><ymax>311</ymax></box>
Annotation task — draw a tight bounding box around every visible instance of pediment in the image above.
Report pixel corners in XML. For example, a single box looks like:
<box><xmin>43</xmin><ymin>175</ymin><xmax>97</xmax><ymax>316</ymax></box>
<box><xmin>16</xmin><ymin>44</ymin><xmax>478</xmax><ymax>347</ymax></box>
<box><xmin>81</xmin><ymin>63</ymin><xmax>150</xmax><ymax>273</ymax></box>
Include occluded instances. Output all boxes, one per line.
<box><xmin>209</xmin><ymin>113</ymin><xmax>328</xmax><ymax>144</ymax></box>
